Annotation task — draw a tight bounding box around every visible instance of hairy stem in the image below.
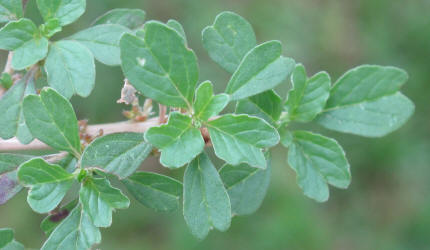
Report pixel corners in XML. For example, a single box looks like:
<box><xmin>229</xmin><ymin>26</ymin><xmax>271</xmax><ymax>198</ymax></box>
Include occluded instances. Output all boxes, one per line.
<box><xmin>0</xmin><ymin>117</ymin><xmax>161</xmax><ymax>152</ymax></box>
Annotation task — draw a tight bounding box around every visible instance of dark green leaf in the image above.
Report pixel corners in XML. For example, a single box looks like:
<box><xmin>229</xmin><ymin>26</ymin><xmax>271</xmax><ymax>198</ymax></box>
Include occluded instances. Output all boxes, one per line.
<box><xmin>45</xmin><ymin>40</ymin><xmax>96</xmax><ymax>99</ymax></box>
<box><xmin>122</xmin><ymin>172</ymin><xmax>182</xmax><ymax>212</ymax></box>
<box><xmin>41</xmin><ymin>205</ymin><xmax>101</xmax><ymax>250</ymax></box>
<box><xmin>145</xmin><ymin>112</ymin><xmax>204</xmax><ymax>168</ymax></box>
<box><xmin>68</xmin><ymin>24</ymin><xmax>130</xmax><ymax>66</ymax></box>
<box><xmin>93</xmin><ymin>8</ymin><xmax>145</xmax><ymax>30</ymax></box>
<box><xmin>23</xmin><ymin>88</ymin><xmax>81</xmax><ymax>156</ymax></box>
<box><xmin>183</xmin><ymin>152</ymin><xmax>231</xmax><ymax>239</ymax></box>
<box><xmin>81</xmin><ymin>133</ymin><xmax>152</xmax><ymax>179</ymax></box>
<box><xmin>202</xmin><ymin>11</ymin><xmax>256</xmax><ymax>73</ymax></box>
<box><xmin>0</xmin><ymin>18</ymin><xmax>48</xmax><ymax>70</ymax></box>
<box><xmin>219</xmin><ymin>154</ymin><xmax>271</xmax><ymax>216</ymax></box>
<box><xmin>193</xmin><ymin>81</ymin><xmax>229</xmax><ymax>121</ymax></box>
<box><xmin>226</xmin><ymin>41</ymin><xmax>295</xmax><ymax>100</ymax></box>
<box><xmin>0</xmin><ymin>0</ymin><xmax>23</xmax><ymax>23</ymax></box>
<box><xmin>236</xmin><ymin>90</ymin><xmax>282</xmax><ymax>125</ymax></box>
<box><xmin>287</xmin><ymin>131</ymin><xmax>351</xmax><ymax>202</ymax></box>
<box><xmin>40</xmin><ymin>200</ymin><xmax>78</xmax><ymax>236</ymax></box>
<box><xmin>36</xmin><ymin>0</ymin><xmax>86</xmax><ymax>26</ymax></box>
<box><xmin>120</xmin><ymin>21</ymin><xmax>198</xmax><ymax>108</ymax></box>
<box><xmin>0</xmin><ymin>228</ymin><xmax>13</xmax><ymax>248</ymax></box>
<box><xmin>285</xmin><ymin>64</ymin><xmax>330</xmax><ymax>122</ymax></box>
<box><xmin>18</xmin><ymin>158</ymin><xmax>75</xmax><ymax>213</ymax></box>
<box><xmin>80</xmin><ymin>177</ymin><xmax>130</xmax><ymax>227</ymax></box>
<box><xmin>0</xmin><ymin>69</ymin><xmax>36</xmax><ymax>143</ymax></box>
<box><xmin>207</xmin><ymin>114</ymin><xmax>279</xmax><ymax>168</ymax></box>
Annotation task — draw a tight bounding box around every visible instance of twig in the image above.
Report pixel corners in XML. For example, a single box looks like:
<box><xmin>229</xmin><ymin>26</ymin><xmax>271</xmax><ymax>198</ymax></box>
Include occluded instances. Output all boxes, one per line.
<box><xmin>0</xmin><ymin>117</ymin><xmax>160</xmax><ymax>152</ymax></box>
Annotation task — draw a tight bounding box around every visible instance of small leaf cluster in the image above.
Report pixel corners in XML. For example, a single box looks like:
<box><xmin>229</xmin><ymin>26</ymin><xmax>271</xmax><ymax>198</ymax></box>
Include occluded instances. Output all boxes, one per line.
<box><xmin>0</xmin><ymin>1</ymin><xmax>415</xmax><ymax>248</ymax></box>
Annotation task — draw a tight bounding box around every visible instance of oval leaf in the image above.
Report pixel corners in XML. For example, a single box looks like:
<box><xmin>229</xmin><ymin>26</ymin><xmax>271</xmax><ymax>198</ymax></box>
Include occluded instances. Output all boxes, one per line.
<box><xmin>122</xmin><ymin>172</ymin><xmax>182</xmax><ymax>212</ymax></box>
<box><xmin>236</xmin><ymin>90</ymin><xmax>282</xmax><ymax>125</ymax></box>
<box><xmin>36</xmin><ymin>0</ymin><xmax>86</xmax><ymax>26</ymax></box>
<box><xmin>202</xmin><ymin>11</ymin><xmax>256</xmax><ymax>73</ymax></box>
<box><xmin>0</xmin><ymin>0</ymin><xmax>23</xmax><ymax>23</ymax></box>
<box><xmin>81</xmin><ymin>133</ymin><xmax>152</xmax><ymax>179</ymax></box>
<box><xmin>226</xmin><ymin>41</ymin><xmax>295</xmax><ymax>100</ymax></box>
<box><xmin>93</xmin><ymin>8</ymin><xmax>145</xmax><ymax>30</ymax></box>
<box><xmin>183</xmin><ymin>153</ymin><xmax>231</xmax><ymax>239</ymax></box>
<box><xmin>193</xmin><ymin>81</ymin><xmax>229</xmax><ymax>121</ymax></box>
<box><xmin>287</xmin><ymin>131</ymin><xmax>351</xmax><ymax>202</ymax></box>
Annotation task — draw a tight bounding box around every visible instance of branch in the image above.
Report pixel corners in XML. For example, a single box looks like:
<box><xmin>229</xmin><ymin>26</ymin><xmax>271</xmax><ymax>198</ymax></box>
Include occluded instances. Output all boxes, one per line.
<box><xmin>0</xmin><ymin>117</ymin><xmax>160</xmax><ymax>152</ymax></box>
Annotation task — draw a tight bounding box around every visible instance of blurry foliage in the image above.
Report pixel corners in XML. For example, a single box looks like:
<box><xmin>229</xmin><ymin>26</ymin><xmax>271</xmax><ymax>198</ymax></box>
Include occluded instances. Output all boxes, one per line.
<box><xmin>1</xmin><ymin>0</ymin><xmax>429</xmax><ymax>249</ymax></box>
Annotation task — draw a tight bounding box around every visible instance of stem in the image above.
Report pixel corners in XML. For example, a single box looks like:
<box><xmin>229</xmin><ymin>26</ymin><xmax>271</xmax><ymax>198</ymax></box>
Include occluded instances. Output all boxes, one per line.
<box><xmin>3</xmin><ymin>52</ymin><xmax>13</xmax><ymax>75</ymax></box>
<box><xmin>0</xmin><ymin>117</ymin><xmax>160</xmax><ymax>152</ymax></box>
<box><xmin>158</xmin><ymin>104</ymin><xmax>167</xmax><ymax>124</ymax></box>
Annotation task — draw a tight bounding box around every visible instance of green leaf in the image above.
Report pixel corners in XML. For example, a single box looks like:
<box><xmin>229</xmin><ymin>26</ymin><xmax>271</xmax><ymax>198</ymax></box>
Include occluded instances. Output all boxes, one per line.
<box><xmin>236</xmin><ymin>90</ymin><xmax>282</xmax><ymax>125</ymax></box>
<box><xmin>68</xmin><ymin>24</ymin><xmax>131</xmax><ymax>66</ymax></box>
<box><xmin>219</xmin><ymin>154</ymin><xmax>271</xmax><ymax>216</ymax></box>
<box><xmin>45</xmin><ymin>40</ymin><xmax>96</xmax><ymax>99</ymax></box>
<box><xmin>145</xmin><ymin>112</ymin><xmax>204</xmax><ymax>168</ymax></box>
<box><xmin>23</xmin><ymin>88</ymin><xmax>81</xmax><ymax>156</ymax></box>
<box><xmin>57</xmin><ymin>154</ymin><xmax>77</xmax><ymax>173</ymax></box>
<box><xmin>279</xmin><ymin>127</ymin><xmax>293</xmax><ymax>147</ymax></box>
<box><xmin>120</xmin><ymin>21</ymin><xmax>199</xmax><ymax>108</ymax></box>
<box><xmin>287</xmin><ymin>131</ymin><xmax>351</xmax><ymax>202</ymax></box>
<box><xmin>183</xmin><ymin>153</ymin><xmax>231</xmax><ymax>239</ymax></box>
<box><xmin>122</xmin><ymin>172</ymin><xmax>182</xmax><ymax>212</ymax></box>
<box><xmin>39</xmin><ymin>18</ymin><xmax>62</xmax><ymax>38</ymax></box>
<box><xmin>166</xmin><ymin>19</ymin><xmax>187</xmax><ymax>44</ymax></box>
<box><xmin>18</xmin><ymin>158</ymin><xmax>75</xmax><ymax>213</ymax></box>
<box><xmin>0</xmin><ymin>18</ymin><xmax>48</xmax><ymax>70</ymax></box>
<box><xmin>41</xmin><ymin>205</ymin><xmax>101</xmax><ymax>250</ymax></box>
<box><xmin>317</xmin><ymin>92</ymin><xmax>414</xmax><ymax>137</ymax></box>
<box><xmin>193</xmin><ymin>81</ymin><xmax>229</xmax><ymax>121</ymax></box>
<box><xmin>202</xmin><ymin>11</ymin><xmax>256</xmax><ymax>73</ymax></box>
<box><xmin>207</xmin><ymin>114</ymin><xmax>279</xmax><ymax>168</ymax></box>
<box><xmin>0</xmin><ymin>154</ymin><xmax>32</xmax><ymax>205</ymax></box>
<box><xmin>0</xmin><ymin>69</ymin><xmax>37</xmax><ymax>144</ymax></box>
<box><xmin>226</xmin><ymin>41</ymin><xmax>295</xmax><ymax>101</ymax></box>
<box><xmin>36</xmin><ymin>0</ymin><xmax>86</xmax><ymax>26</ymax></box>
<box><xmin>40</xmin><ymin>199</ymin><xmax>78</xmax><ymax>236</ymax></box>
<box><xmin>285</xmin><ymin>64</ymin><xmax>330</xmax><ymax>122</ymax></box>
<box><xmin>0</xmin><ymin>228</ymin><xmax>13</xmax><ymax>248</ymax></box>
<box><xmin>81</xmin><ymin>133</ymin><xmax>152</xmax><ymax>179</ymax></box>
<box><xmin>80</xmin><ymin>177</ymin><xmax>130</xmax><ymax>227</ymax></box>
<box><xmin>0</xmin><ymin>0</ymin><xmax>23</xmax><ymax>23</ymax></box>
<box><xmin>92</xmin><ymin>8</ymin><xmax>145</xmax><ymax>30</ymax></box>
<box><xmin>2</xmin><ymin>240</ymin><xmax>24</xmax><ymax>250</ymax></box>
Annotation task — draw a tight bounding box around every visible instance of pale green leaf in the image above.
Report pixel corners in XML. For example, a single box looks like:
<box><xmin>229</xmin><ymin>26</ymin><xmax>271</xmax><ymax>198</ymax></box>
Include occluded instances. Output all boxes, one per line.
<box><xmin>0</xmin><ymin>70</ymin><xmax>36</xmax><ymax>143</ymax></box>
<box><xmin>219</xmin><ymin>154</ymin><xmax>271</xmax><ymax>215</ymax></box>
<box><xmin>317</xmin><ymin>92</ymin><xmax>415</xmax><ymax>137</ymax></box>
<box><xmin>45</xmin><ymin>40</ymin><xmax>96</xmax><ymax>99</ymax></box>
<box><xmin>202</xmin><ymin>11</ymin><xmax>256</xmax><ymax>73</ymax></box>
<box><xmin>183</xmin><ymin>152</ymin><xmax>231</xmax><ymax>239</ymax></box>
<box><xmin>0</xmin><ymin>18</ymin><xmax>48</xmax><ymax>70</ymax></box>
<box><xmin>287</xmin><ymin>131</ymin><xmax>351</xmax><ymax>202</ymax></box>
<box><xmin>166</xmin><ymin>19</ymin><xmax>187</xmax><ymax>44</ymax></box>
<box><xmin>80</xmin><ymin>177</ymin><xmax>130</xmax><ymax>227</ymax></box>
<box><xmin>145</xmin><ymin>112</ymin><xmax>204</xmax><ymax>168</ymax></box>
<box><xmin>68</xmin><ymin>24</ymin><xmax>131</xmax><ymax>66</ymax></box>
<box><xmin>122</xmin><ymin>172</ymin><xmax>182</xmax><ymax>212</ymax></box>
<box><xmin>93</xmin><ymin>8</ymin><xmax>145</xmax><ymax>30</ymax></box>
<box><xmin>0</xmin><ymin>0</ymin><xmax>23</xmax><ymax>23</ymax></box>
<box><xmin>2</xmin><ymin>240</ymin><xmax>24</xmax><ymax>250</ymax></box>
<box><xmin>236</xmin><ymin>90</ymin><xmax>282</xmax><ymax>125</ymax></box>
<box><xmin>0</xmin><ymin>228</ymin><xmax>13</xmax><ymax>248</ymax></box>
<box><xmin>41</xmin><ymin>205</ymin><xmax>101</xmax><ymax>250</ymax></box>
<box><xmin>23</xmin><ymin>88</ymin><xmax>81</xmax><ymax>156</ymax></box>
<box><xmin>285</xmin><ymin>64</ymin><xmax>330</xmax><ymax>122</ymax></box>
<box><xmin>40</xmin><ymin>200</ymin><xmax>78</xmax><ymax>236</ymax></box>
<box><xmin>81</xmin><ymin>133</ymin><xmax>152</xmax><ymax>179</ymax></box>
<box><xmin>279</xmin><ymin>127</ymin><xmax>293</xmax><ymax>147</ymax></box>
<box><xmin>193</xmin><ymin>81</ymin><xmax>229</xmax><ymax>121</ymax></box>
<box><xmin>207</xmin><ymin>114</ymin><xmax>279</xmax><ymax>168</ymax></box>
<box><xmin>226</xmin><ymin>41</ymin><xmax>295</xmax><ymax>100</ymax></box>
<box><xmin>18</xmin><ymin>158</ymin><xmax>75</xmax><ymax>213</ymax></box>
<box><xmin>325</xmin><ymin>65</ymin><xmax>408</xmax><ymax>108</ymax></box>
<box><xmin>120</xmin><ymin>21</ymin><xmax>198</xmax><ymax>108</ymax></box>
<box><xmin>36</xmin><ymin>0</ymin><xmax>86</xmax><ymax>26</ymax></box>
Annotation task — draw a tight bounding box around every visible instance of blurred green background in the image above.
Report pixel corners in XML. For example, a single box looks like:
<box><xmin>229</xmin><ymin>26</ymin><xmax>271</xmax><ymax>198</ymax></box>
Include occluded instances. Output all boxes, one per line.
<box><xmin>1</xmin><ymin>0</ymin><xmax>430</xmax><ymax>249</ymax></box>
